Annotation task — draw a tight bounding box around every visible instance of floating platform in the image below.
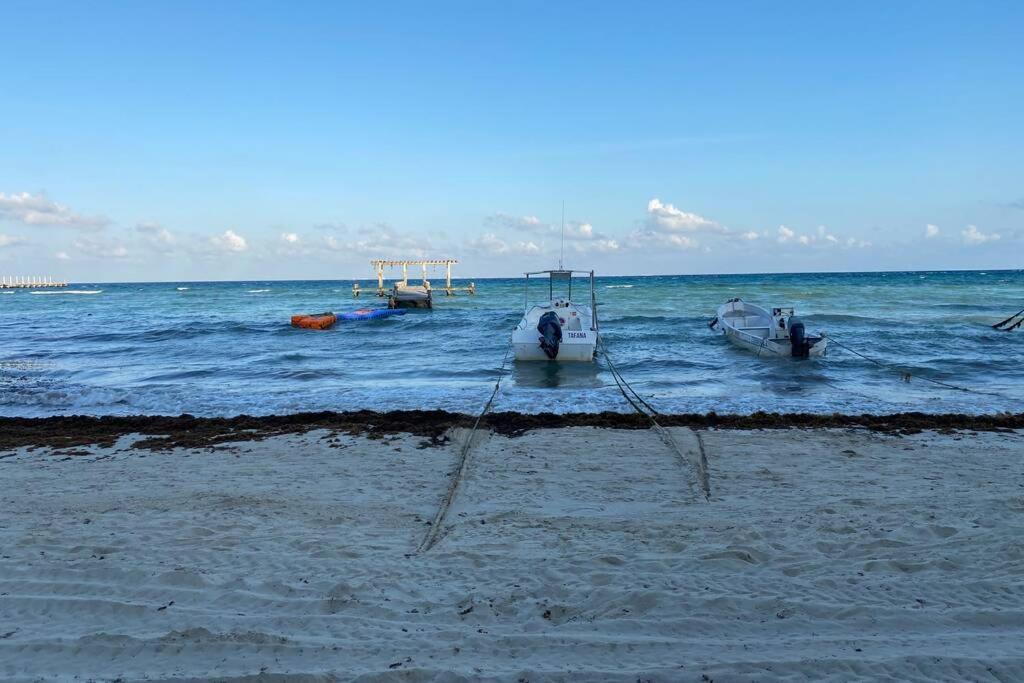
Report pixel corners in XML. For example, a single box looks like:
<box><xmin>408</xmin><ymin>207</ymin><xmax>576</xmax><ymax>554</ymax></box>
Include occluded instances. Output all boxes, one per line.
<box><xmin>291</xmin><ymin>313</ymin><xmax>338</xmax><ymax>330</ymax></box>
<box><xmin>339</xmin><ymin>308</ymin><xmax>407</xmax><ymax>321</ymax></box>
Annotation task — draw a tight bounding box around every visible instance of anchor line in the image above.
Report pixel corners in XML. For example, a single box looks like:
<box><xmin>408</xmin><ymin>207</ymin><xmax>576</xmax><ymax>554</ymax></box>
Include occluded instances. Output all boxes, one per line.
<box><xmin>416</xmin><ymin>342</ymin><xmax>513</xmax><ymax>553</ymax></box>
<box><xmin>598</xmin><ymin>340</ymin><xmax>711</xmax><ymax>500</ymax></box>
<box><xmin>993</xmin><ymin>306</ymin><xmax>1024</xmax><ymax>330</ymax></box>
<box><xmin>825</xmin><ymin>334</ymin><xmax>1013</xmax><ymax>401</ymax></box>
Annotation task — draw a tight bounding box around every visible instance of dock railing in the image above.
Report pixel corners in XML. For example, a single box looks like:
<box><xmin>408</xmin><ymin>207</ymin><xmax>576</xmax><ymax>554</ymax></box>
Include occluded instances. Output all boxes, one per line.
<box><xmin>0</xmin><ymin>276</ymin><xmax>68</xmax><ymax>289</ymax></box>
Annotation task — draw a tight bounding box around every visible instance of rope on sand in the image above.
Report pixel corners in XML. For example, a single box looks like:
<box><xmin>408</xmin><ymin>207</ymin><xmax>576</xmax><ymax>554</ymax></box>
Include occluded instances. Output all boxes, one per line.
<box><xmin>599</xmin><ymin>341</ymin><xmax>711</xmax><ymax>500</ymax></box>
<box><xmin>416</xmin><ymin>343</ymin><xmax>512</xmax><ymax>554</ymax></box>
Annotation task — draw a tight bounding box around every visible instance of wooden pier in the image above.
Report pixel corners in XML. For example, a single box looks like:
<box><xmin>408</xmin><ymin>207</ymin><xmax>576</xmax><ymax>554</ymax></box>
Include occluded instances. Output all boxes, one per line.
<box><xmin>353</xmin><ymin>259</ymin><xmax>475</xmax><ymax>298</ymax></box>
<box><xmin>1</xmin><ymin>276</ymin><xmax>68</xmax><ymax>289</ymax></box>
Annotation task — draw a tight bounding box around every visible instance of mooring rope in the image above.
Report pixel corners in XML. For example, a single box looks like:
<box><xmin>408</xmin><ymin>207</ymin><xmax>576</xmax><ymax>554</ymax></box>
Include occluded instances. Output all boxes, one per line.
<box><xmin>993</xmin><ymin>307</ymin><xmax>1024</xmax><ymax>331</ymax></box>
<box><xmin>826</xmin><ymin>333</ymin><xmax>1011</xmax><ymax>400</ymax></box>
<box><xmin>599</xmin><ymin>340</ymin><xmax>711</xmax><ymax>500</ymax></box>
<box><xmin>416</xmin><ymin>342</ymin><xmax>513</xmax><ymax>553</ymax></box>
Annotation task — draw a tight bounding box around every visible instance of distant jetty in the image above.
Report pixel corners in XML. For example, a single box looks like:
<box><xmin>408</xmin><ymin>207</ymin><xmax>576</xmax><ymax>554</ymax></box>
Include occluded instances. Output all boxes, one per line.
<box><xmin>0</xmin><ymin>276</ymin><xmax>68</xmax><ymax>289</ymax></box>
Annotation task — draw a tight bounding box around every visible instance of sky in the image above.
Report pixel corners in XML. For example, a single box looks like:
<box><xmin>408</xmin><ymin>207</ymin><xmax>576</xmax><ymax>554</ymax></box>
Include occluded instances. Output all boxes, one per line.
<box><xmin>1</xmin><ymin>0</ymin><xmax>1022</xmax><ymax>281</ymax></box>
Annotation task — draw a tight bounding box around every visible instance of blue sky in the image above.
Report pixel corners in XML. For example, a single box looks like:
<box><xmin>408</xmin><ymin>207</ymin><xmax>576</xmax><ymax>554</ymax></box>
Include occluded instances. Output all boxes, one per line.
<box><xmin>1</xmin><ymin>1</ymin><xmax>1022</xmax><ymax>280</ymax></box>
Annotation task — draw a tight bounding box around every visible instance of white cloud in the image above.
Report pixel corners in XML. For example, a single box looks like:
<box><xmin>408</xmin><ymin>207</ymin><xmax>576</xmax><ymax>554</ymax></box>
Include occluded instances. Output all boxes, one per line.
<box><xmin>646</xmin><ymin>198</ymin><xmax>722</xmax><ymax>233</ymax></box>
<box><xmin>631</xmin><ymin>231</ymin><xmax>698</xmax><ymax>250</ymax></box>
<box><xmin>73</xmin><ymin>236</ymin><xmax>129</xmax><ymax>259</ymax></box>
<box><xmin>741</xmin><ymin>231</ymin><xmax>759</xmax><ymax>240</ymax></box>
<box><xmin>55</xmin><ymin>251</ymin><xmax>70</xmax><ymax>260</ymax></box>
<box><xmin>281</xmin><ymin>232</ymin><xmax>299</xmax><ymax>244</ymax></box>
<box><xmin>962</xmin><ymin>224</ymin><xmax>999</xmax><ymax>245</ymax></box>
<box><xmin>570</xmin><ymin>237</ymin><xmax>620</xmax><ymax>253</ymax></box>
<box><xmin>770</xmin><ymin>224</ymin><xmax>858</xmax><ymax>248</ymax></box>
<box><xmin>627</xmin><ymin>198</ymin><xmax>724</xmax><ymax>250</ymax></box>
<box><xmin>0</xmin><ymin>234</ymin><xmax>27</xmax><ymax>248</ymax></box>
<box><xmin>321</xmin><ymin>223</ymin><xmax>433</xmax><ymax>258</ymax></box>
<box><xmin>487</xmin><ymin>213</ymin><xmax>612</xmax><ymax>243</ymax></box>
<box><xmin>136</xmin><ymin>221</ymin><xmax>176</xmax><ymax>252</ymax></box>
<box><xmin>485</xmin><ymin>213</ymin><xmax>545</xmax><ymax>234</ymax></box>
<box><xmin>925</xmin><ymin>224</ymin><xmax>940</xmax><ymax>238</ymax></box>
<box><xmin>467</xmin><ymin>232</ymin><xmax>541</xmax><ymax>256</ymax></box>
<box><xmin>0</xmin><ymin>191</ymin><xmax>108</xmax><ymax>229</ymax></box>
<box><xmin>210</xmin><ymin>229</ymin><xmax>248</xmax><ymax>252</ymax></box>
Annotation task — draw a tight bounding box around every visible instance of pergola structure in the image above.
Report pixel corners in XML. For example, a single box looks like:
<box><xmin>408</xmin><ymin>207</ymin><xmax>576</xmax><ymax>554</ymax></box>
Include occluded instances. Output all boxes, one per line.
<box><xmin>352</xmin><ymin>259</ymin><xmax>476</xmax><ymax>297</ymax></box>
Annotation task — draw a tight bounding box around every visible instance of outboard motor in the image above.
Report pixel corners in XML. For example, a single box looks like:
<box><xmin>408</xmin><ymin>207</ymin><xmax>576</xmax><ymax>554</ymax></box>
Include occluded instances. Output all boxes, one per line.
<box><xmin>789</xmin><ymin>317</ymin><xmax>809</xmax><ymax>358</ymax></box>
<box><xmin>537</xmin><ymin>310</ymin><xmax>562</xmax><ymax>359</ymax></box>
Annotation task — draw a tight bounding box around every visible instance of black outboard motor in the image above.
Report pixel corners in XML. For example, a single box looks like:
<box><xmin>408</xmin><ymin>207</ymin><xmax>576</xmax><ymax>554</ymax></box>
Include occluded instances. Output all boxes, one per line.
<box><xmin>537</xmin><ymin>310</ymin><xmax>562</xmax><ymax>359</ymax></box>
<box><xmin>789</xmin><ymin>317</ymin><xmax>809</xmax><ymax>358</ymax></box>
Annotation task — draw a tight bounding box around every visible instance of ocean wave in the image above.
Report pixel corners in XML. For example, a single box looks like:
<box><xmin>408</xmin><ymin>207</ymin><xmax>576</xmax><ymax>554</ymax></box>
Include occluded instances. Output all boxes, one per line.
<box><xmin>29</xmin><ymin>290</ymin><xmax>102</xmax><ymax>295</ymax></box>
<box><xmin>247</xmin><ymin>289</ymin><xmax>271</xmax><ymax>293</ymax></box>
<box><xmin>605</xmin><ymin>284</ymin><xmax>634</xmax><ymax>289</ymax></box>
<box><xmin>176</xmin><ymin>287</ymin><xmax>189</xmax><ymax>291</ymax></box>
<box><xmin>602</xmin><ymin>314</ymin><xmax>675</xmax><ymax>324</ymax></box>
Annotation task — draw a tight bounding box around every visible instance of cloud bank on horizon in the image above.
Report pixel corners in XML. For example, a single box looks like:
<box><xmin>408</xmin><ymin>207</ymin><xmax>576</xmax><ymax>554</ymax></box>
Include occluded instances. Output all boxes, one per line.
<box><xmin>1</xmin><ymin>189</ymin><xmax>1018</xmax><ymax>280</ymax></box>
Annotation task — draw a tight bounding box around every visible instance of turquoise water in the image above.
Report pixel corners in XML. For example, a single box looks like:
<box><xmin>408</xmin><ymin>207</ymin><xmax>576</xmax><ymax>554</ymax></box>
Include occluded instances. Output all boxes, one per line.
<box><xmin>1</xmin><ymin>270</ymin><xmax>1022</xmax><ymax>417</ymax></box>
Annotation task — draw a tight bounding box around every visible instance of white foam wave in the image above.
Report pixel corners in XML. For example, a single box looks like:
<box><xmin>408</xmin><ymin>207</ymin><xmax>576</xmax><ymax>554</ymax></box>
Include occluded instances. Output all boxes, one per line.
<box><xmin>247</xmin><ymin>289</ymin><xmax>271</xmax><ymax>293</ymax></box>
<box><xmin>177</xmin><ymin>287</ymin><xmax>189</xmax><ymax>291</ymax></box>
<box><xmin>29</xmin><ymin>290</ymin><xmax>102</xmax><ymax>295</ymax></box>
<box><xmin>605</xmin><ymin>284</ymin><xmax>634</xmax><ymax>289</ymax></box>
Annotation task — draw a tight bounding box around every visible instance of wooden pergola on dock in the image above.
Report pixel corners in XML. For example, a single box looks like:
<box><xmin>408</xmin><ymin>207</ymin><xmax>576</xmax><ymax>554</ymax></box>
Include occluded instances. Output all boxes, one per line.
<box><xmin>353</xmin><ymin>259</ymin><xmax>476</xmax><ymax>297</ymax></box>
<box><xmin>1</xmin><ymin>276</ymin><xmax>68</xmax><ymax>289</ymax></box>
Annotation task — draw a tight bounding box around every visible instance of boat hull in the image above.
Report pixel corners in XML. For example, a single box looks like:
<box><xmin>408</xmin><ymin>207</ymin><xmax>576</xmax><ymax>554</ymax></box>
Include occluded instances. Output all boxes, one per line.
<box><xmin>721</xmin><ymin>325</ymin><xmax>827</xmax><ymax>358</ymax></box>
<box><xmin>511</xmin><ymin>329</ymin><xmax>597</xmax><ymax>361</ymax></box>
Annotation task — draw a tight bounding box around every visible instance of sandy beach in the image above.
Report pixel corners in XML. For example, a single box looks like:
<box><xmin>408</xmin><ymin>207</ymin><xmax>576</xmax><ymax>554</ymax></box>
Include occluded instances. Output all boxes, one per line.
<box><xmin>1</xmin><ymin>418</ymin><xmax>1023</xmax><ymax>681</ymax></box>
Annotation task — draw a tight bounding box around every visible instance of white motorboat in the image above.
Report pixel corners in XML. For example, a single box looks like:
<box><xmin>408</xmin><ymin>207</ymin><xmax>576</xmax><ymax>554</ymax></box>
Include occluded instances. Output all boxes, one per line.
<box><xmin>711</xmin><ymin>298</ymin><xmax>827</xmax><ymax>358</ymax></box>
<box><xmin>512</xmin><ymin>269</ymin><xmax>599</xmax><ymax>361</ymax></box>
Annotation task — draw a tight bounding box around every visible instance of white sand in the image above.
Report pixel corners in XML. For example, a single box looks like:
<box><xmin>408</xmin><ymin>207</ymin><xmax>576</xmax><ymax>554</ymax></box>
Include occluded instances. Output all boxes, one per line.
<box><xmin>1</xmin><ymin>426</ymin><xmax>1023</xmax><ymax>681</ymax></box>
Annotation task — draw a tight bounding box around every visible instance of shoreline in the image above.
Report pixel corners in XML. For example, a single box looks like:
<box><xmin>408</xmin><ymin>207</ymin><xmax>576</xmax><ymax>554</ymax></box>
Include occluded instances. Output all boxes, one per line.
<box><xmin>2</xmin><ymin>409</ymin><xmax>1023</xmax><ymax>453</ymax></box>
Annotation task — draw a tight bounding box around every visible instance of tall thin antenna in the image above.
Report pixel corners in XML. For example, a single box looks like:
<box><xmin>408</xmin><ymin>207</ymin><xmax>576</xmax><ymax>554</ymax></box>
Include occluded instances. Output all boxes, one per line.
<box><xmin>559</xmin><ymin>200</ymin><xmax>565</xmax><ymax>270</ymax></box>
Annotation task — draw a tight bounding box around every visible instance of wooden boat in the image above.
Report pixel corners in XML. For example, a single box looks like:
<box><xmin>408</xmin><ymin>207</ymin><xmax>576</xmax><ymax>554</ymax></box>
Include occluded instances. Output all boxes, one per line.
<box><xmin>711</xmin><ymin>298</ymin><xmax>826</xmax><ymax>358</ymax></box>
<box><xmin>511</xmin><ymin>269</ymin><xmax>599</xmax><ymax>361</ymax></box>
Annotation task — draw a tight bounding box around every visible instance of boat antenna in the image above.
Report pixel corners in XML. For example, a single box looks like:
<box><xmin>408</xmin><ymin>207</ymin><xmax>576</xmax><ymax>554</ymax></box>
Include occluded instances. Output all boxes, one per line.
<box><xmin>559</xmin><ymin>200</ymin><xmax>565</xmax><ymax>270</ymax></box>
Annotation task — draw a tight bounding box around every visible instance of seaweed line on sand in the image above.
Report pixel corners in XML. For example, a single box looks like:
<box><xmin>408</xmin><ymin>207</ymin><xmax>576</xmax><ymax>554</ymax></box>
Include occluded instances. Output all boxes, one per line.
<box><xmin>1</xmin><ymin>410</ymin><xmax>1022</xmax><ymax>453</ymax></box>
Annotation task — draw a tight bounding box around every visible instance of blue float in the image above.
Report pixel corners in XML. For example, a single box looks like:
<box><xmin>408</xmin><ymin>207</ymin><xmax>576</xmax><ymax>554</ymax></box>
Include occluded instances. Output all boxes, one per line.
<box><xmin>338</xmin><ymin>308</ymin><xmax>407</xmax><ymax>321</ymax></box>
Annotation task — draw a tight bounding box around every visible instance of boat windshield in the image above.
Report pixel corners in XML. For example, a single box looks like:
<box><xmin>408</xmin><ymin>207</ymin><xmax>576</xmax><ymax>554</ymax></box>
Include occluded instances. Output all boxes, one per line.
<box><xmin>522</xmin><ymin>269</ymin><xmax>596</xmax><ymax>313</ymax></box>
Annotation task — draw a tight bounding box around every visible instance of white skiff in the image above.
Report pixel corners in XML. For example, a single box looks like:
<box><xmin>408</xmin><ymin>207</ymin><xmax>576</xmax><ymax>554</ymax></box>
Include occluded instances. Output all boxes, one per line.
<box><xmin>711</xmin><ymin>298</ymin><xmax>827</xmax><ymax>358</ymax></box>
<box><xmin>511</xmin><ymin>269</ymin><xmax>599</xmax><ymax>362</ymax></box>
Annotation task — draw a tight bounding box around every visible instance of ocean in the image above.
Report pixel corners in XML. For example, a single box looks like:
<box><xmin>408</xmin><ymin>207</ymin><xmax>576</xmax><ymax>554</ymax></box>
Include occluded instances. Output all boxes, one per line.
<box><xmin>1</xmin><ymin>270</ymin><xmax>1022</xmax><ymax>418</ymax></box>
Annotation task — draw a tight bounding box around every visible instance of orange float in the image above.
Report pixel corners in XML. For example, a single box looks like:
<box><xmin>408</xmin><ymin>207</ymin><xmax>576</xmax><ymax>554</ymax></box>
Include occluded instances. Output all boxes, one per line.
<box><xmin>290</xmin><ymin>312</ymin><xmax>337</xmax><ymax>330</ymax></box>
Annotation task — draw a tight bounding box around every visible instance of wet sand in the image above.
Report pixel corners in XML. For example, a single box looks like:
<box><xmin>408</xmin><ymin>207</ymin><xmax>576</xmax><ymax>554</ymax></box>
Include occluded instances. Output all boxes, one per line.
<box><xmin>1</xmin><ymin>419</ymin><xmax>1023</xmax><ymax>680</ymax></box>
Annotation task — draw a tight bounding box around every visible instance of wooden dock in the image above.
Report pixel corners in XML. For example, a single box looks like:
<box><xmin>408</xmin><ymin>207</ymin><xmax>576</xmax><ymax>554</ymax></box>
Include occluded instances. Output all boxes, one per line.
<box><xmin>353</xmin><ymin>259</ymin><xmax>476</xmax><ymax>298</ymax></box>
<box><xmin>1</xmin><ymin>276</ymin><xmax>68</xmax><ymax>289</ymax></box>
